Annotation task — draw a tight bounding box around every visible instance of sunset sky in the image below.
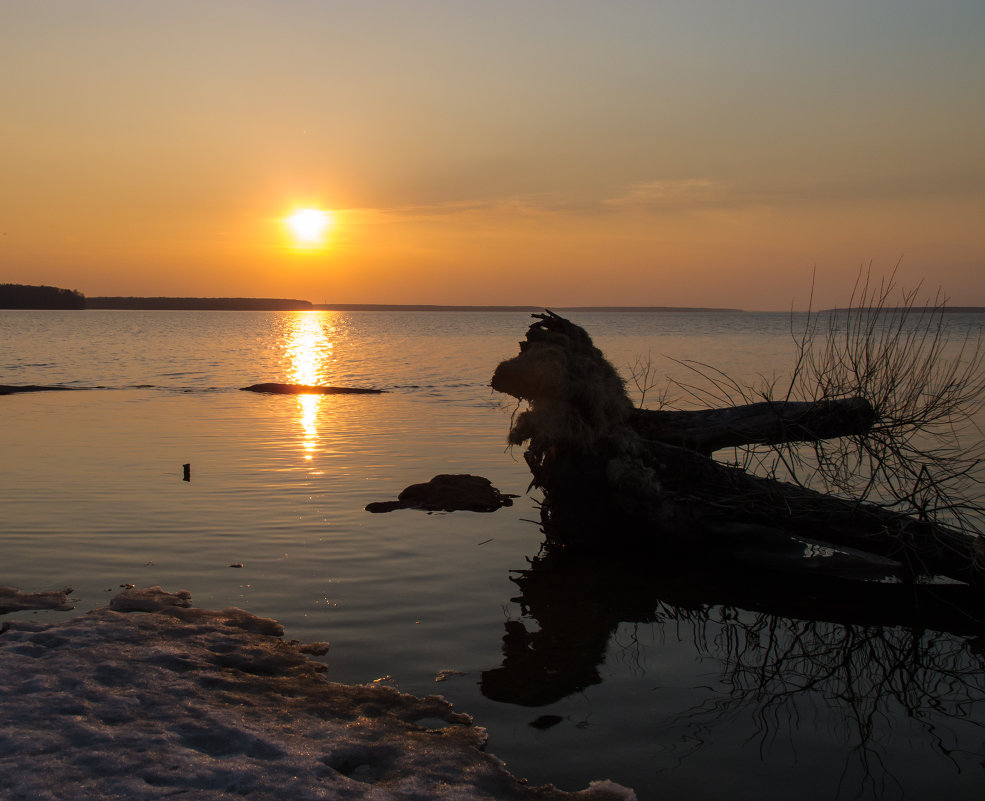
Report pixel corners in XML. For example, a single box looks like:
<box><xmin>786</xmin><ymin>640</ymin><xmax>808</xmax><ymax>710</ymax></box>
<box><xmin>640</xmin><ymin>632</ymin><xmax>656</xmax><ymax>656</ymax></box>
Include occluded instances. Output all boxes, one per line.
<box><xmin>2</xmin><ymin>0</ymin><xmax>983</xmax><ymax>310</ymax></box>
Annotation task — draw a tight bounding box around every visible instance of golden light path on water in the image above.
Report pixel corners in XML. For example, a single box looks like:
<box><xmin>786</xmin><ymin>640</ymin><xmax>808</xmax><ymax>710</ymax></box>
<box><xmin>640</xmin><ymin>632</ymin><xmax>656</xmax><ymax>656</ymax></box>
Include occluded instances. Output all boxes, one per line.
<box><xmin>284</xmin><ymin>311</ymin><xmax>336</xmax><ymax>461</ymax></box>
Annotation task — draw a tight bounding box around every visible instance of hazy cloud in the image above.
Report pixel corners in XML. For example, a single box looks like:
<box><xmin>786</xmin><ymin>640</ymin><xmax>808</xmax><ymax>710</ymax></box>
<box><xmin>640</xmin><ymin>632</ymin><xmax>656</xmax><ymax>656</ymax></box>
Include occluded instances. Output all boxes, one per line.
<box><xmin>604</xmin><ymin>179</ymin><xmax>729</xmax><ymax>210</ymax></box>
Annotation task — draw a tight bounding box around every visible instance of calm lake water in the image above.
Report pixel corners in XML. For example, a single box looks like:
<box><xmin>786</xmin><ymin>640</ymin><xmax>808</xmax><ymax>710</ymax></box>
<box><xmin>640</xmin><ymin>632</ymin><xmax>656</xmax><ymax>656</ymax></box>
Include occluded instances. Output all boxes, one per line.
<box><xmin>2</xmin><ymin>308</ymin><xmax>984</xmax><ymax>800</ymax></box>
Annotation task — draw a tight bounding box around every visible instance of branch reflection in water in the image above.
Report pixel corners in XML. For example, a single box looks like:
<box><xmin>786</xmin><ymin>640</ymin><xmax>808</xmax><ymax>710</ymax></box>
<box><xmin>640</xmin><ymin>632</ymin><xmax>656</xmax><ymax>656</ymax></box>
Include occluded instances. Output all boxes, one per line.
<box><xmin>481</xmin><ymin>551</ymin><xmax>985</xmax><ymax>797</ymax></box>
<box><xmin>281</xmin><ymin>311</ymin><xmax>339</xmax><ymax>460</ymax></box>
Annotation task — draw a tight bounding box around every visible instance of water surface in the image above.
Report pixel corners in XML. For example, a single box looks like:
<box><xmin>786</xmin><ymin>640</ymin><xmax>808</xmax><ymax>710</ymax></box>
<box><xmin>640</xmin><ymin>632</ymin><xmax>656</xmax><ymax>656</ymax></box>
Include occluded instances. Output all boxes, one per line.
<box><xmin>2</xmin><ymin>309</ymin><xmax>983</xmax><ymax>800</ymax></box>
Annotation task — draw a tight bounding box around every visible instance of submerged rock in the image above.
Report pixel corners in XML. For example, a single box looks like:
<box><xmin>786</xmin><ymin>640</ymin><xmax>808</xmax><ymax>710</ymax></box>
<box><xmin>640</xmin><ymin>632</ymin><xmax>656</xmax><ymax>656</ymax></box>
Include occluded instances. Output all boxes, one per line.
<box><xmin>0</xmin><ymin>385</ymin><xmax>86</xmax><ymax>395</ymax></box>
<box><xmin>0</xmin><ymin>587</ymin><xmax>635</xmax><ymax>801</ymax></box>
<box><xmin>109</xmin><ymin>585</ymin><xmax>193</xmax><ymax>613</ymax></box>
<box><xmin>241</xmin><ymin>383</ymin><xmax>384</xmax><ymax>395</ymax></box>
<box><xmin>366</xmin><ymin>474</ymin><xmax>518</xmax><ymax>513</ymax></box>
<box><xmin>0</xmin><ymin>585</ymin><xmax>75</xmax><ymax>615</ymax></box>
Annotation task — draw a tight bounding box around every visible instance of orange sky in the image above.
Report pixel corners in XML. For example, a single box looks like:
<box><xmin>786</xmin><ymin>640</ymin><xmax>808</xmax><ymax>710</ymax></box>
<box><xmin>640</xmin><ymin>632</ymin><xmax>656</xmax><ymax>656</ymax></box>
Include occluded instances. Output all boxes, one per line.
<box><xmin>2</xmin><ymin>1</ymin><xmax>983</xmax><ymax>310</ymax></box>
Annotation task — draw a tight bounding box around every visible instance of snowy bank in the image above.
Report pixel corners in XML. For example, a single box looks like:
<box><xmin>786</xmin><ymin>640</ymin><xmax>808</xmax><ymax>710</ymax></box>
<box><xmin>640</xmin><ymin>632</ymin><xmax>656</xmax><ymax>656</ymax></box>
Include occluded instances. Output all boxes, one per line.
<box><xmin>0</xmin><ymin>587</ymin><xmax>635</xmax><ymax>801</ymax></box>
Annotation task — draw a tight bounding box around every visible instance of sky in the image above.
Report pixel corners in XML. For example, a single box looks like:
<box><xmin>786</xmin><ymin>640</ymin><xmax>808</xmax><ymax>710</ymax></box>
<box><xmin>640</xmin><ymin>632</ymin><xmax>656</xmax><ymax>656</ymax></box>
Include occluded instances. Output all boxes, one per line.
<box><xmin>1</xmin><ymin>0</ymin><xmax>983</xmax><ymax>310</ymax></box>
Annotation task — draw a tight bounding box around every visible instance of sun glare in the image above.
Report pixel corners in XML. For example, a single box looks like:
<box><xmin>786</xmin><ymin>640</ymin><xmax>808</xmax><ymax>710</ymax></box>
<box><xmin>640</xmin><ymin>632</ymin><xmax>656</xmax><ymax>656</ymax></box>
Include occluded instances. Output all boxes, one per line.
<box><xmin>285</xmin><ymin>311</ymin><xmax>334</xmax><ymax>460</ymax></box>
<box><xmin>286</xmin><ymin>208</ymin><xmax>332</xmax><ymax>247</ymax></box>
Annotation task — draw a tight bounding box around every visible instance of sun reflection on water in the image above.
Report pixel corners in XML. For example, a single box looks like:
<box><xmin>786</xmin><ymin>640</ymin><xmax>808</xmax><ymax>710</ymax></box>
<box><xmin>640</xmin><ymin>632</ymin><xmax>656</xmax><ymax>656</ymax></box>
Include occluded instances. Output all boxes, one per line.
<box><xmin>284</xmin><ymin>312</ymin><xmax>337</xmax><ymax>460</ymax></box>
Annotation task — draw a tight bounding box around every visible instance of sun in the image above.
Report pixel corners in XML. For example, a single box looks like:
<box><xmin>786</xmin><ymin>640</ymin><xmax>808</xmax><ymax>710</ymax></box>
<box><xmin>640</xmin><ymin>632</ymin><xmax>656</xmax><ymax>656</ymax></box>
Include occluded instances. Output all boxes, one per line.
<box><xmin>285</xmin><ymin>208</ymin><xmax>333</xmax><ymax>247</ymax></box>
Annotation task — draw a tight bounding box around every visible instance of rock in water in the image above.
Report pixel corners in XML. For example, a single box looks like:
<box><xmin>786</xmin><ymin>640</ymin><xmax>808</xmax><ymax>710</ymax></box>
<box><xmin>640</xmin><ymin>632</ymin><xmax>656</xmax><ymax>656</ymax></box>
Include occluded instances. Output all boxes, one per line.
<box><xmin>0</xmin><ymin>586</ymin><xmax>75</xmax><ymax>615</ymax></box>
<box><xmin>366</xmin><ymin>474</ymin><xmax>517</xmax><ymax>513</ymax></box>
<box><xmin>241</xmin><ymin>383</ymin><xmax>384</xmax><ymax>395</ymax></box>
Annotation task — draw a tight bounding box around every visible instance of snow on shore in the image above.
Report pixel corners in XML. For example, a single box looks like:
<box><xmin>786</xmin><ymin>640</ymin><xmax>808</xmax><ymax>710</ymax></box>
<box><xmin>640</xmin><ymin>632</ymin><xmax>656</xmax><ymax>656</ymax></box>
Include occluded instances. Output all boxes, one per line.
<box><xmin>0</xmin><ymin>587</ymin><xmax>635</xmax><ymax>801</ymax></box>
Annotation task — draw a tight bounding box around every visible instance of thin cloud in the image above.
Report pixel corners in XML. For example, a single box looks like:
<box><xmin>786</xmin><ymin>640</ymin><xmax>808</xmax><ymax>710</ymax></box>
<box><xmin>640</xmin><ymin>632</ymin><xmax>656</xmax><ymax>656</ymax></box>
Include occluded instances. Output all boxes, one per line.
<box><xmin>604</xmin><ymin>179</ymin><xmax>729</xmax><ymax>210</ymax></box>
<box><xmin>358</xmin><ymin>195</ymin><xmax>562</xmax><ymax>221</ymax></box>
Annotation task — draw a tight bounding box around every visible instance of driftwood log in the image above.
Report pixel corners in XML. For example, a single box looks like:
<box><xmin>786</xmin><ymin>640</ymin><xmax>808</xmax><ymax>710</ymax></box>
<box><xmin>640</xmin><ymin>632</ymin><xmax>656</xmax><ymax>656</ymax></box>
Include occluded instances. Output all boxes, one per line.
<box><xmin>632</xmin><ymin>398</ymin><xmax>875</xmax><ymax>456</ymax></box>
<box><xmin>491</xmin><ymin>311</ymin><xmax>985</xmax><ymax>587</ymax></box>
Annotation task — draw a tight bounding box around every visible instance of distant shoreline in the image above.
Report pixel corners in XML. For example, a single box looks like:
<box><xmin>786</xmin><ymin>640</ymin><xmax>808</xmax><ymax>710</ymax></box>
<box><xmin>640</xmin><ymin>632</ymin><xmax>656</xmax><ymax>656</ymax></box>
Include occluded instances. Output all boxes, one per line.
<box><xmin>84</xmin><ymin>301</ymin><xmax>985</xmax><ymax>313</ymax></box>
<box><xmin>818</xmin><ymin>306</ymin><xmax>985</xmax><ymax>314</ymax></box>
<box><xmin>311</xmin><ymin>303</ymin><xmax>745</xmax><ymax>313</ymax></box>
<box><xmin>86</xmin><ymin>297</ymin><xmax>314</xmax><ymax>311</ymax></box>
<box><xmin>7</xmin><ymin>285</ymin><xmax>985</xmax><ymax>314</ymax></box>
<box><xmin>79</xmin><ymin>297</ymin><xmax>748</xmax><ymax>312</ymax></box>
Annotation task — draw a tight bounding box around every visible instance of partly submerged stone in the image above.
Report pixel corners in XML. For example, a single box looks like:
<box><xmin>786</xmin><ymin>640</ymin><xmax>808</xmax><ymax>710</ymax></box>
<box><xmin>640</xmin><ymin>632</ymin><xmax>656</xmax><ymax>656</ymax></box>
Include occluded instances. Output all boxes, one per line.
<box><xmin>366</xmin><ymin>474</ymin><xmax>518</xmax><ymax>513</ymax></box>
<box><xmin>0</xmin><ymin>385</ymin><xmax>86</xmax><ymax>395</ymax></box>
<box><xmin>241</xmin><ymin>383</ymin><xmax>384</xmax><ymax>395</ymax></box>
<box><xmin>109</xmin><ymin>585</ymin><xmax>284</xmax><ymax>636</ymax></box>
<box><xmin>0</xmin><ymin>585</ymin><xmax>75</xmax><ymax>615</ymax></box>
<box><xmin>109</xmin><ymin>585</ymin><xmax>193</xmax><ymax>613</ymax></box>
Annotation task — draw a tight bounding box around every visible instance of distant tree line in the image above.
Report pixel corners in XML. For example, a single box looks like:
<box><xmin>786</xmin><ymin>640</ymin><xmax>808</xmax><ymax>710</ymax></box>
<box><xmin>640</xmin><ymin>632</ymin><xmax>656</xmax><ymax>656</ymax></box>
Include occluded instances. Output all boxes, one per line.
<box><xmin>0</xmin><ymin>283</ymin><xmax>85</xmax><ymax>309</ymax></box>
<box><xmin>0</xmin><ymin>286</ymin><xmax>318</xmax><ymax>311</ymax></box>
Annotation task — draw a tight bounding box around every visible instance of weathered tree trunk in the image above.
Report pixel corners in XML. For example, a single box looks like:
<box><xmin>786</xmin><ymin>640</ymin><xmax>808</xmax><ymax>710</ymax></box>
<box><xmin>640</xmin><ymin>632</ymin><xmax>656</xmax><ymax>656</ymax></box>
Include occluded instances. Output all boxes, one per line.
<box><xmin>632</xmin><ymin>397</ymin><xmax>875</xmax><ymax>456</ymax></box>
<box><xmin>491</xmin><ymin>311</ymin><xmax>985</xmax><ymax>587</ymax></box>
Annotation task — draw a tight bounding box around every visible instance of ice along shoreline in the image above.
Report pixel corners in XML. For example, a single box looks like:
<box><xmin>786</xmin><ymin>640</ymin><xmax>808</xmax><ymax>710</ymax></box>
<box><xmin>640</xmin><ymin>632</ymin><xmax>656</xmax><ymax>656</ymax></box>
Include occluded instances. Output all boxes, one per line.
<box><xmin>0</xmin><ymin>586</ymin><xmax>635</xmax><ymax>801</ymax></box>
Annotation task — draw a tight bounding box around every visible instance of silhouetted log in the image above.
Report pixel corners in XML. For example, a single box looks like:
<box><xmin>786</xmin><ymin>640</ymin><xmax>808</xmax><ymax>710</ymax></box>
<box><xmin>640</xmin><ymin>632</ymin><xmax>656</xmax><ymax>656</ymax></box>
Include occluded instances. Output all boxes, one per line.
<box><xmin>241</xmin><ymin>383</ymin><xmax>384</xmax><ymax>395</ymax></box>
<box><xmin>647</xmin><ymin>439</ymin><xmax>985</xmax><ymax>586</ymax></box>
<box><xmin>491</xmin><ymin>311</ymin><xmax>985</xmax><ymax>587</ymax></box>
<box><xmin>633</xmin><ymin>398</ymin><xmax>875</xmax><ymax>455</ymax></box>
